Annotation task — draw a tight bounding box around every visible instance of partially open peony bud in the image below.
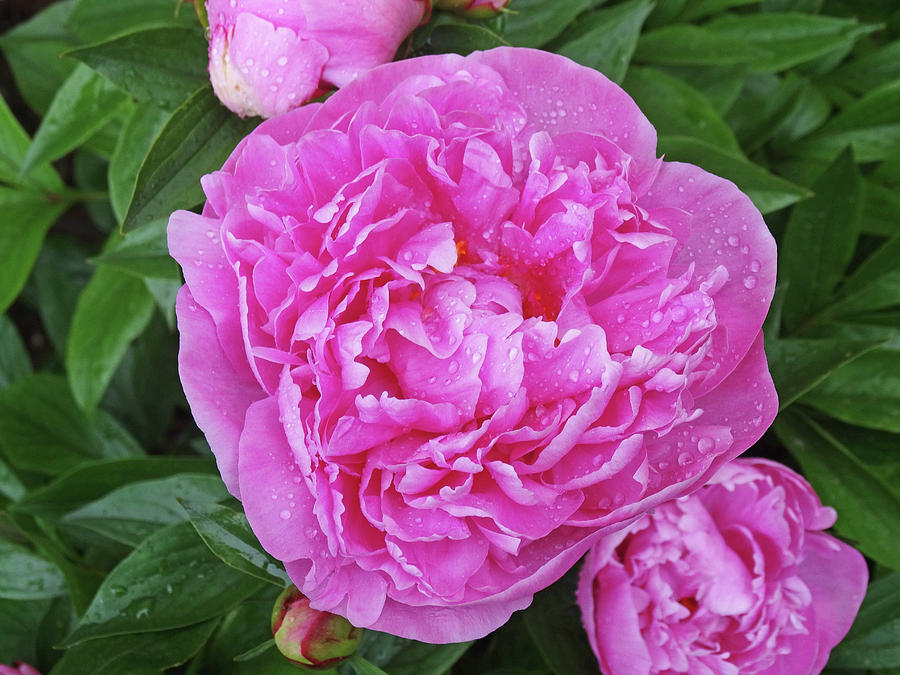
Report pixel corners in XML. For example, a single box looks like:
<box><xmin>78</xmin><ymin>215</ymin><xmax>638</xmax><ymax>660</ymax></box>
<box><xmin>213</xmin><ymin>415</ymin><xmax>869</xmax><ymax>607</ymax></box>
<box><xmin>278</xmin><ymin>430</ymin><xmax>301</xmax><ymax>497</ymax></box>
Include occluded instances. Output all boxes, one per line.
<box><xmin>206</xmin><ymin>0</ymin><xmax>428</xmax><ymax>118</ymax></box>
<box><xmin>0</xmin><ymin>664</ymin><xmax>41</xmax><ymax>675</ymax></box>
<box><xmin>434</xmin><ymin>0</ymin><xmax>510</xmax><ymax>17</ymax></box>
<box><xmin>271</xmin><ymin>585</ymin><xmax>363</xmax><ymax>669</ymax></box>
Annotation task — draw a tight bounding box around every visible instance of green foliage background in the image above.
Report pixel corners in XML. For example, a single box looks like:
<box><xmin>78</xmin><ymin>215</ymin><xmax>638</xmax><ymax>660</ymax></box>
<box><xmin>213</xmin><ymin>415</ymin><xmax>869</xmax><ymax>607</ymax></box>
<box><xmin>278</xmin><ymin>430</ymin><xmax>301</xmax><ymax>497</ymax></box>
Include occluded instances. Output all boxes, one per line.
<box><xmin>1</xmin><ymin>0</ymin><xmax>899</xmax><ymax>672</ymax></box>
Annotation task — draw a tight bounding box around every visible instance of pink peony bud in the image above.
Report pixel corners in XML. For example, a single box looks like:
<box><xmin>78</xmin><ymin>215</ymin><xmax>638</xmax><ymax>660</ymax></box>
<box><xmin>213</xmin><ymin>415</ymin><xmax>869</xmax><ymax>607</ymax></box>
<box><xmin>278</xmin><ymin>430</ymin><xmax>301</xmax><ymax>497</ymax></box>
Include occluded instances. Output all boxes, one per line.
<box><xmin>577</xmin><ymin>458</ymin><xmax>868</xmax><ymax>675</ymax></box>
<box><xmin>271</xmin><ymin>585</ymin><xmax>363</xmax><ymax>669</ymax></box>
<box><xmin>206</xmin><ymin>0</ymin><xmax>428</xmax><ymax>118</ymax></box>
<box><xmin>434</xmin><ymin>0</ymin><xmax>510</xmax><ymax>17</ymax></box>
<box><xmin>0</xmin><ymin>664</ymin><xmax>41</xmax><ymax>675</ymax></box>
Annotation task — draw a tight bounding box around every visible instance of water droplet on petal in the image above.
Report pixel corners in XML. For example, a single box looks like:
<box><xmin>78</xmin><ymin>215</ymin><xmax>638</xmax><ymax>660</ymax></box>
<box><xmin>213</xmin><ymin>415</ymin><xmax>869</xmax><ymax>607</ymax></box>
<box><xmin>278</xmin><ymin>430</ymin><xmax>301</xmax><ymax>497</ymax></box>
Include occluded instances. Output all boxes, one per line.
<box><xmin>279</xmin><ymin>509</ymin><xmax>291</xmax><ymax>520</ymax></box>
<box><xmin>743</xmin><ymin>275</ymin><xmax>758</xmax><ymax>290</ymax></box>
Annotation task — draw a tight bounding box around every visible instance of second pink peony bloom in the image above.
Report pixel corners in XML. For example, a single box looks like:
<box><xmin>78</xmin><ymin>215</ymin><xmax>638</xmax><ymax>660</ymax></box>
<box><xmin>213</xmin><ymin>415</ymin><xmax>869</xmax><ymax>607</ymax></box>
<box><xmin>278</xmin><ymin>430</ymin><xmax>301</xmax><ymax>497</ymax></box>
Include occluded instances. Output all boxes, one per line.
<box><xmin>169</xmin><ymin>47</ymin><xmax>778</xmax><ymax>642</ymax></box>
<box><xmin>577</xmin><ymin>458</ymin><xmax>868</xmax><ymax>675</ymax></box>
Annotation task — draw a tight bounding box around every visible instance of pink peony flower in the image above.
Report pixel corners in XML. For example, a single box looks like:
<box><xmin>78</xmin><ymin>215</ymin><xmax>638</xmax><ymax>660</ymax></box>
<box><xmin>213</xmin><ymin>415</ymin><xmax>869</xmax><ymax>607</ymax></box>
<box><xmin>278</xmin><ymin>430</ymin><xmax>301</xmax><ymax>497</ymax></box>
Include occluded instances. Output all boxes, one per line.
<box><xmin>0</xmin><ymin>664</ymin><xmax>41</xmax><ymax>675</ymax></box>
<box><xmin>206</xmin><ymin>0</ymin><xmax>428</xmax><ymax>118</ymax></box>
<box><xmin>577</xmin><ymin>458</ymin><xmax>868</xmax><ymax>675</ymax></box>
<box><xmin>434</xmin><ymin>0</ymin><xmax>510</xmax><ymax>17</ymax></box>
<box><xmin>169</xmin><ymin>47</ymin><xmax>778</xmax><ymax>643</ymax></box>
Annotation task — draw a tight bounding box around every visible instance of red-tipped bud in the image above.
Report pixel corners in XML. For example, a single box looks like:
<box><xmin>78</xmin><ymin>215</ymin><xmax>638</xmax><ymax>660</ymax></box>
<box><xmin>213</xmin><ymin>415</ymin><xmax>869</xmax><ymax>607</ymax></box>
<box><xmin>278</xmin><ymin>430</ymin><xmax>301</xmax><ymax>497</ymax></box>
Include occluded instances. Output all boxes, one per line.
<box><xmin>434</xmin><ymin>0</ymin><xmax>510</xmax><ymax>18</ymax></box>
<box><xmin>271</xmin><ymin>586</ymin><xmax>363</xmax><ymax>670</ymax></box>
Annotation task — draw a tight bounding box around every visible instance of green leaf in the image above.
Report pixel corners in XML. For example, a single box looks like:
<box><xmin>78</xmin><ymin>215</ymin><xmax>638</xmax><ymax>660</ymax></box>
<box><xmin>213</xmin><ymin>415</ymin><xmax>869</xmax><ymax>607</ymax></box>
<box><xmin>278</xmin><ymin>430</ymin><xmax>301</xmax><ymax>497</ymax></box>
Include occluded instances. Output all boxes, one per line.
<box><xmin>63</xmin><ymin>475</ymin><xmax>229</xmax><ymax>547</ymax></box>
<box><xmin>66</xmin><ymin>266</ymin><xmax>156</xmax><ymax>412</ymax></box>
<box><xmin>50</xmin><ymin>621</ymin><xmax>218</xmax><ymax>675</ymax></box>
<box><xmin>624</xmin><ymin>67</ymin><xmax>741</xmax><ymax>152</ymax></box>
<box><xmin>0</xmin><ymin>455</ymin><xmax>26</xmax><ymax>502</ymax></box>
<box><xmin>108</xmin><ymin>105</ymin><xmax>169</xmax><ymax>222</ymax></box>
<box><xmin>65</xmin><ymin>0</ymin><xmax>199</xmax><ymax>44</ymax></box>
<box><xmin>420</xmin><ymin>23</ymin><xmax>509</xmax><ymax>56</ymax></box>
<box><xmin>503</xmin><ymin>0</ymin><xmax>600</xmax><ymax>48</ymax></box>
<box><xmin>0</xmin><ymin>93</ymin><xmax>63</xmax><ymax>192</ymax></box>
<box><xmin>374</xmin><ymin>640</ymin><xmax>472</xmax><ymax>675</ymax></box>
<box><xmin>661</xmin><ymin>65</ymin><xmax>748</xmax><ymax>114</ymax></box>
<box><xmin>702</xmin><ymin>12</ymin><xmax>875</xmax><ymax>72</ymax></box>
<box><xmin>826</xmin><ymin>38</ymin><xmax>900</xmax><ymax>95</ymax></box>
<box><xmin>0</xmin><ymin>2</ymin><xmax>79</xmax><ymax>115</ymax></box>
<box><xmin>0</xmin><ymin>599</ymin><xmax>52</xmax><ymax>665</ymax></box>
<box><xmin>766</xmin><ymin>336</ymin><xmax>885</xmax><ymax>409</ymax></box>
<box><xmin>725</xmin><ymin>73</ymin><xmax>806</xmax><ymax>152</ymax></box>
<box><xmin>555</xmin><ymin>0</ymin><xmax>654</xmax><ymax>83</ymax></box>
<box><xmin>523</xmin><ymin>564</ymin><xmax>598</xmax><ymax>675</ymax></box>
<box><xmin>802</xmin><ymin>343</ymin><xmax>900</xmax><ymax>433</ymax></box>
<box><xmin>66</xmin><ymin>27</ymin><xmax>208</xmax><ymax>110</ymax></box>
<box><xmin>20</xmin><ymin>64</ymin><xmax>130</xmax><ymax>179</ymax></box>
<box><xmin>862</xmin><ymin>181</ymin><xmax>900</xmax><ymax>238</ymax></box>
<box><xmin>14</xmin><ymin>456</ymin><xmax>215</xmax><ymax>520</ymax></box>
<box><xmin>181</xmin><ymin>500</ymin><xmax>290</xmax><ymax>587</ymax></box>
<box><xmin>780</xmin><ymin>148</ymin><xmax>862</xmax><ymax>332</ymax></box>
<box><xmin>0</xmin><ymin>540</ymin><xmax>67</xmax><ymax>601</ymax></box>
<box><xmin>61</xmin><ymin>521</ymin><xmax>263</xmax><ymax>646</ymax></box>
<box><xmin>829</xmin><ymin>233</ymin><xmax>900</xmax><ymax>315</ymax></box>
<box><xmin>0</xmin><ymin>314</ymin><xmax>31</xmax><ymax>390</ymax></box>
<box><xmin>775</xmin><ymin>409</ymin><xmax>900</xmax><ymax>571</ymax></box>
<box><xmin>92</xmin><ymin>218</ymin><xmax>179</xmax><ymax>280</ymax></box>
<box><xmin>830</xmin><ymin>573</ymin><xmax>900</xmax><ymax>669</ymax></box>
<box><xmin>348</xmin><ymin>656</ymin><xmax>390</xmax><ymax>675</ymax></box>
<box><xmin>635</xmin><ymin>25</ymin><xmax>770</xmax><ymax>66</ymax></box>
<box><xmin>677</xmin><ymin>0</ymin><xmax>761</xmax><ymax>22</ymax></box>
<box><xmin>0</xmin><ymin>187</ymin><xmax>69</xmax><ymax>314</ymax></box>
<box><xmin>656</xmin><ymin>135</ymin><xmax>811</xmax><ymax>213</ymax></box>
<box><xmin>795</xmin><ymin>80</ymin><xmax>900</xmax><ymax>163</ymax></box>
<box><xmin>122</xmin><ymin>87</ymin><xmax>258</xmax><ymax>232</ymax></box>
<box><xmin>0</xmin><ymin>374</ymin><xmax>140</xmax><ymax>476</ymax></box>
<box><xmin>31</xmin><ymin>237</ymin><xmax>93</xmax><ymax>357</ymax></box>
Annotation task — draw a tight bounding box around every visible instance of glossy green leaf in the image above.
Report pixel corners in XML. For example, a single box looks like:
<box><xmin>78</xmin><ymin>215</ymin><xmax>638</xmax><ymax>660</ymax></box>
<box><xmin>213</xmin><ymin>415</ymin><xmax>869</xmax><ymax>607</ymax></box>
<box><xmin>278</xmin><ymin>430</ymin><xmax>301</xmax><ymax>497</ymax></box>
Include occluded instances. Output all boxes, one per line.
<box><xmin>523</xmin><ymin>565</ymin><xmax>598</xmax><ymax>675</ymax></box>
<box><xmin>0</xmin><ymin>93</ymin><xmax>63</xmax><ymax>192</ymax></box>
<box><xmin>830</xmin><ymin>573</ymin><xmax>900</xmax><ymax>669</ymax></box>
<box><xmin>0</xmin><ymin>541</ymin><xmax>67</xmax><ymax>601</ymax></box>
<box><xmin>795</xmin><ymin>80</ymin><xmax>900</xmax><ymax>163</ymax></box>
<box><xmin>678</xmin><ymin>0</ymin><xmax>761</xmax><ymax>22</ymax></box>
<box><xmin>122</xmin><ymin>87</ymin><xmax>257</xmax><ymax>231</ymax></box>
<box><xmin>63</xmin><ymin>474</ymin><xmax>229</xmax><ymax>546</ymax></box>
<box><xmin>14</xmin><ymin>457</ymin><xmax>215</xmax><ymax>520</ymax></box>
<box><xmin>555</xmin><ymin>0</ymin><xmax>653</xmax><ymax>83</ymax></box>
<box><xmin>775</xmin><ymin>409</ymin><xmax>900</xmax><ymax>571</ymax></box>
<box><xmin>661</xmin><ymin>65</ymin><xmax>748</xmax><ymax>114</ymax></box>
<box><xmin>829</xmin><ymin>232</ymin><xmax>900</xmax><ymax>315</ymax></box>
<box><xmin>66</xmin><ymin>266</ymin><xmax>156</xmax><ymax>412</ymax></box>
<box><xmin>826</xmin><ymin>38</ymin><xmax>900</xmax><ymax>95</ymax></box>
<box><xmin>420</xmin><ymin>23</ymin><xmax>509</xmax><ymax>56</ymax></box>
<box><xmin>348</xmin><ymin>656</ymin><xmax>390</xmax><ymax>675</ymax></box>
<box><xmin>726</xmin><ymin>73</ymin><xmax>806</xmax><ymax>152</ymax></box>
<box><xmin>61</xmin><ymin>521</ymin><xmax>263</xmax><ymax>646</ymax></box>
<box><xmin>66</xmin><ymin>27</ymin><xmax>208</xmax><ymax>110</ymax></box>
<box><xmin>66</xmin><ymin>0</ymin><xmax>199</xmax><ymax>44</ymax></box>
<box><xmin>0</xmin><ymin>374</ymin><xmax>140</xmax><ymax>476</ymax></box>
<box><xmin>780</xmin><ymin>149</ymin><xmax>862</xmax><ymax>331</ymax></box>
<box><xmin>20</xmin><ymin>64</ymin><xmax>130</xmax><ymax>179</ymax></box>
<box><xmin>0</xmin><ymin>599</ymin><xmax>52</xmax><ymax>666</ymax></box>
<box><xmin>656</xmin><ymin>135</ymin><xmax>811</xmax><ymax>213</ymax></box>
<box><xmin>182</xmin><ymin>500</ymin><xmax>289</xmax><ymax>586</ymax></box>
<box><xmin>51</xmin><ymin>620</ymin><xmax>218</xmax><ymax>675</ymax></box>
<box><xmin>108</xmin><ymin>105</ymin><xmax>169</xmax><ymax>222</ymax></box>
<box><xmin>802</xmin><ymin>343</ymin><xmax>900</xmax><ymax>433</ymax></box>
<box><xmin>624</xmin><ymin>67</ymin><xmax>741</xmax><ymax>152</ymax></box>
<box><xmin>91</xmin><ymin>217</ymin><xmax>179</xmax><ymax>281</ymax></box>
<box><xmin>0</xmin><ymin>455</ymin><xmax>26</xmax><ymax>502</ymax></box>
<box><xmin>0</xmin><ymin>314</ymin><xmax>31</xmax><ymax>390</ymax></box>
<box><xmin>703</xmin><ymin>12</ymin><xmax>875</xmax><ymax>72</ymax></box>
<box><xmin>0</xmin><ymin>2</ymin><xmax>79</xmax><ymax>114</ymax></box>
<box><xmin>374</xmin><ymin>640</ymin><xmax>472</xmax><ymax>675</ymax></box>
<box><xmin>0</xmin><ymin>187</ymin><xmax>69</xmax><ymax>314</ymax></box>
<box><xmin>503</xmin><ymin>0</ymin><xmax>600</xmax><ymax>47</ymax></box>
<box><xmin>635</xmin><ymin>25</ymin><xmax>770</xmax><ymax>66</ymax></box>
<box><xmin>765</xmin><ymin>336</ymin><xmax>884</xmax><ymax>409</ymax></box>
<box><xmin>862</xmin><ymin>181</ymin><xmax>900</xmax><ymax>238</ymax></box>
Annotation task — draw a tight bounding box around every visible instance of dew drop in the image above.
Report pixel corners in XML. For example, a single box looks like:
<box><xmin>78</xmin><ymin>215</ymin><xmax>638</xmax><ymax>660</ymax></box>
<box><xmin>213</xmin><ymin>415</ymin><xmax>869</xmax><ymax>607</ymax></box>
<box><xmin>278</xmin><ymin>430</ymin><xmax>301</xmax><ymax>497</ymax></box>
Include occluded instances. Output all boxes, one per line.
<box><xmin>677</xmin><ymin>452</ymin><xmax>692</xmax><ymax>466</ymax></box>
<box><xmin>568</xmin><ymin>370</ymin><xmax>579</xmax><ymax>382</ymax></box>
<box><xmin>448</xmin><ymin>360</ymin><xmax>459</xmax><ymax>374</ymax></box>
<box><xmin>277</xmin><ymin>56</ymin><xmax>288</xmax><ymax>67</ymax></box>
<box><xmin>750</xmin><ymin>259</ymin><xmax>761</xmax><ymax>273</ymax></box>
<box><xmin>279</xmin><ymin>509</ymin><xmax>291</xmax><ymax>520</ymax></box>
<box><xmin>743</xmin><ymin>275</ymin><xmax>758</xmax><ymax>290</ymax></box>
